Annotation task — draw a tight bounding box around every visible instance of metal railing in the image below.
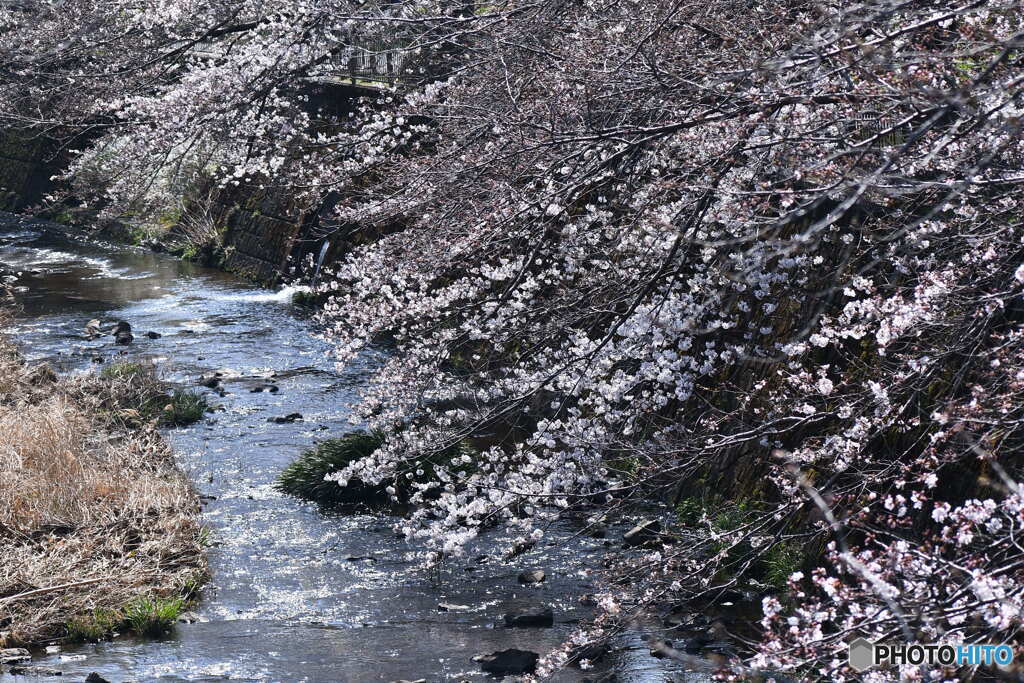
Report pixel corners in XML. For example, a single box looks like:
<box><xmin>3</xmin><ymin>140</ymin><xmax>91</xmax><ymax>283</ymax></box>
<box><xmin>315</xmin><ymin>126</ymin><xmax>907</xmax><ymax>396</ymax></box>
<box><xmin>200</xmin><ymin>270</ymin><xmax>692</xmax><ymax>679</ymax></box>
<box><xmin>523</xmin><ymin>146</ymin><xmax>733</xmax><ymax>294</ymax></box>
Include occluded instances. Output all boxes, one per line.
<box><xmin>337</xmin><ymin>35</ymin><xmax>411</xmax><ymax>85</ymax></box>
<box><xmin>846</xmin><ymin>110</ymin><xmax>905</xmax><ymax>147</ymax></box>
<box><xmin>192</xmin><ymin>33</ymin><xmax>413</xmax><ymax>90</ymax></box>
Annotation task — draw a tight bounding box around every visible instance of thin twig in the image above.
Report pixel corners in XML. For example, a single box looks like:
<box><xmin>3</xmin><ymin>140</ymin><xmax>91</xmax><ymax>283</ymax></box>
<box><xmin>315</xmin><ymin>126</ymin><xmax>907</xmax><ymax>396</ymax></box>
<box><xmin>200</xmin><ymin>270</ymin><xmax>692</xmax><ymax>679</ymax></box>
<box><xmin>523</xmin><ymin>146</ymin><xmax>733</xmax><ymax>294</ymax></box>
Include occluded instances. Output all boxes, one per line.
<box><xmin>0</xmin><ymin>577</ymin><xmax>109</xmax><ymax>605</ymax></box>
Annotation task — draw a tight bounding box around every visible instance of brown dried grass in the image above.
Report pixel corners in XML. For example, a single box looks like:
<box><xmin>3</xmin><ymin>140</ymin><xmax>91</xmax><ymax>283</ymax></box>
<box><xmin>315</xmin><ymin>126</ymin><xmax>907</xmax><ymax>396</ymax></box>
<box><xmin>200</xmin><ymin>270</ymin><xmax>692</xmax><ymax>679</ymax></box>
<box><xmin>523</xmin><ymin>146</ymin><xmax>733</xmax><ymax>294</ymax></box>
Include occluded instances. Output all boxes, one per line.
<box><xmin>0</xmin><ymin>335</ymin><xmax>206</xmax><ymax>646</ymax></box>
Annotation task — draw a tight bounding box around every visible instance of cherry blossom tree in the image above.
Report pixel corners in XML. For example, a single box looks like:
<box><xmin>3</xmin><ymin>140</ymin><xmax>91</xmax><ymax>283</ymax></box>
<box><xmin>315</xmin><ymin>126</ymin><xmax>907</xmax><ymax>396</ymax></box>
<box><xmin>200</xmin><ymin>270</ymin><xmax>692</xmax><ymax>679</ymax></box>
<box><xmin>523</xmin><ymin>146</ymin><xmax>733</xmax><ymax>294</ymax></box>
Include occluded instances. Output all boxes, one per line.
<box><xmin>3</xmin><ymin>0</ymin><xmax>1024</xmax><ymax>678</ymax></box>
<box><xmin>1</xmin><ymin>0</ymin><xmax>445</xmax><ymax>220</ymax></box>
<box><xmin>314</xmin><ymin>1</ymin><xmax>1024</xmax><ymax>678</ymax></box>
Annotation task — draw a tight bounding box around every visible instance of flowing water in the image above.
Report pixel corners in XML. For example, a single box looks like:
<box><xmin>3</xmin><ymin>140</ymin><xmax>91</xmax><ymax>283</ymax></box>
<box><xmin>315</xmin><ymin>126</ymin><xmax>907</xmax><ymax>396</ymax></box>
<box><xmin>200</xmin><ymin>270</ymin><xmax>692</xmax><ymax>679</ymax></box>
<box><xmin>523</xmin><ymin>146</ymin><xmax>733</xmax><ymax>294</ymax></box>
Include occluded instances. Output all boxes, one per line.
<box><xmin>0</xmin><ymin>214</ymin><xmax>701</xmax><ymax>683</ymax></box>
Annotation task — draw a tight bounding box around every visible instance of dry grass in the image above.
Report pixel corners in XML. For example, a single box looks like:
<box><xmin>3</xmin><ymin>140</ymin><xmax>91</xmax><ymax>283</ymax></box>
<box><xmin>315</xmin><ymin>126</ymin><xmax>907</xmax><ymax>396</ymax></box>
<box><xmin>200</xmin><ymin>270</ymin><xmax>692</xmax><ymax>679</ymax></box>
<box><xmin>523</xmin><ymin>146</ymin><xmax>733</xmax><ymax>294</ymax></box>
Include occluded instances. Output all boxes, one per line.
<box><xmin>0</xmin><ymin>334</ymin><xmax>207</xmax><ymax>646</ymax></box>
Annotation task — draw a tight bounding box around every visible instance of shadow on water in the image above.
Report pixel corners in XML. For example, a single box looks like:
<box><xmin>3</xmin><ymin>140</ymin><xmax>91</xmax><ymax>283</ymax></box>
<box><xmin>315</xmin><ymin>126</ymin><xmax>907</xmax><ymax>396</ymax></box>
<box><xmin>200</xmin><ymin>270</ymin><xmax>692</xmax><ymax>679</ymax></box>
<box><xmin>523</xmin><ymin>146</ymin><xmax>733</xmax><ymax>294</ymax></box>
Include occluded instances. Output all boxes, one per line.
<box><xmin>0</xmin><ymin>214</ymin><xmax>707</xmax><ymax>682</ymax></box>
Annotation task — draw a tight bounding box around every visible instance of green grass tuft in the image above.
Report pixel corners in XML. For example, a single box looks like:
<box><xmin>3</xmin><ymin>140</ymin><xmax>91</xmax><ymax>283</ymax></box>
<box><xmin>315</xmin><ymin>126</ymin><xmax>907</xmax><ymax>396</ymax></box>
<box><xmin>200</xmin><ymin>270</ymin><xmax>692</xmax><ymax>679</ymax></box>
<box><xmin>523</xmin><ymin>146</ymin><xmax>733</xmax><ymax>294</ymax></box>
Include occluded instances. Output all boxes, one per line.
<box><xmin>276</xmin><ymin>430</ymin><xmax>387</xmax><ymax>507</ymax></box>
<box><xmin>763</xmin><ymin>540</ymin><xmax>805</xmax><ymax>592</ymax></box>
<box><xmin>100</xmin><ymin>360</ymin><xmax>150</xmax><ymax>381</ymax></box>
<box><xmin>64</xmin><ymin>608</ymin><xmax>120</xmax><ymax>642</ymax></box>
<box><xmin>276</xmin><ymin>430</ymin><xmax>477</xmax><ymax>509</ymax></box>
<box><xmin>675</xmin><ymin>494</ymin><xmax>722</xmax><ymax>526</ymax></box>
<box><xmin>196</xmin><ymin>527</ymin><xmax>214</xmax><ymax>548</ymax></box>
<box><xmin>156</xmin><ymin>389</ymin><xmax>209</xmax><ymax>427</ymax></box>
<box><xmin>122</xmin><ymin>596</ymin><xmax>185</xmax><ymax>637</ymax></box>
<box><xmin>65</xmin><ymin>596</ymin><xmax>188</xmax><ymax>641</ymax></box>
<box><xmin>179</xmin><ymin>570</ymin><xmax>206</xmax><ymax>601</ymax></box>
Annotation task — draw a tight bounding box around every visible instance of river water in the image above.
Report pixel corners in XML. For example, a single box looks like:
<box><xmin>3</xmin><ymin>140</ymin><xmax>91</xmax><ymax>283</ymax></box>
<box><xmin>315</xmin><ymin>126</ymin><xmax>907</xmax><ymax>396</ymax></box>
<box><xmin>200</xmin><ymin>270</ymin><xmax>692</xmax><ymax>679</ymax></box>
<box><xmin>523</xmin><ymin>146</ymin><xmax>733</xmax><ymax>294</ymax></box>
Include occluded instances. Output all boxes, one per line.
<box><xmin>0</xmin><ymin>214</ymin><xmax>698</xmax><ymax>683</ymax></box>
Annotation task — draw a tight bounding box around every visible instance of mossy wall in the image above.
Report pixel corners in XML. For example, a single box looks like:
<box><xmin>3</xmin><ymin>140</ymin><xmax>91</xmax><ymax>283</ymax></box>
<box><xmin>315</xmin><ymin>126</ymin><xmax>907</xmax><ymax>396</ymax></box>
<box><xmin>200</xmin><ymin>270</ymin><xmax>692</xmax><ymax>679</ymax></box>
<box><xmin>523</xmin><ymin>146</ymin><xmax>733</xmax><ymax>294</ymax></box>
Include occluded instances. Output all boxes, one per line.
<box><xmin>206</xmin><ymin>183</ymin><xmax>308</xmax><ymax>284</ymax></box>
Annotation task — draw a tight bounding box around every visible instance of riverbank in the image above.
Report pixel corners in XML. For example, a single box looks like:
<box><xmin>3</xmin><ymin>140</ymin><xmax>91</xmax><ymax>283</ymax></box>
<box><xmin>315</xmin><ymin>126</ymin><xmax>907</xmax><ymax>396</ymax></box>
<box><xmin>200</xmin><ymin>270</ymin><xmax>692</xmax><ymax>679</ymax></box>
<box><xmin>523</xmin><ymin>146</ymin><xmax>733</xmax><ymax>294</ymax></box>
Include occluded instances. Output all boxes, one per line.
<box><xmin>0</xmin><ymin>323</ymin><xmax>207</xmax><ymax>652</ymax></box>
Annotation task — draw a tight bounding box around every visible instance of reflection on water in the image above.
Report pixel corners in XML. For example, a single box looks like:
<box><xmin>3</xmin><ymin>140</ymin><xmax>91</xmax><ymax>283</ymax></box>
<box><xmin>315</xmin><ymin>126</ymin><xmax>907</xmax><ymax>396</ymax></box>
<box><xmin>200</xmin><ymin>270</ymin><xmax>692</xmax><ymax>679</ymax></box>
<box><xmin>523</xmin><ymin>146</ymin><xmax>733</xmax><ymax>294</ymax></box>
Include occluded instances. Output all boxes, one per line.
<box><xmin>0</xmin><ymin>214</ymin><xmax>702</xmax><ymax>682</ymax></box>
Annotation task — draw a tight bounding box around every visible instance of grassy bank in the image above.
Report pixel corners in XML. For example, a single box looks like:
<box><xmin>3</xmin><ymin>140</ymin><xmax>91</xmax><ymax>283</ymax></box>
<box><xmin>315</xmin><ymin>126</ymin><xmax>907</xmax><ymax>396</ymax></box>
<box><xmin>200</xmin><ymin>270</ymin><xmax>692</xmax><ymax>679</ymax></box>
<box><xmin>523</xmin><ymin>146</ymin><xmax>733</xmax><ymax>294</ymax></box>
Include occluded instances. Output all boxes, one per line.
<box><xmin>0</xmin><ymin>333</ymin><xmax>207</xmax><ymax>647</ymax></box>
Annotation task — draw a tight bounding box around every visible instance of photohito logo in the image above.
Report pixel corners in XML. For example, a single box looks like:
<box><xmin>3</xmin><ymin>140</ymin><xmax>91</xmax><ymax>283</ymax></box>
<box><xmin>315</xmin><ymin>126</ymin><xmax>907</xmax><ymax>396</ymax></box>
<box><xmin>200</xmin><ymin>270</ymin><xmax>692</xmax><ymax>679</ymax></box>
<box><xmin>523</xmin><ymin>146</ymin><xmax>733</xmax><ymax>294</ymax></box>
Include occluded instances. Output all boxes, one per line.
<box><xmin>848</xmin><ymin>638</ymin><xmax>1015</xmax><ymax>672</ymax></box>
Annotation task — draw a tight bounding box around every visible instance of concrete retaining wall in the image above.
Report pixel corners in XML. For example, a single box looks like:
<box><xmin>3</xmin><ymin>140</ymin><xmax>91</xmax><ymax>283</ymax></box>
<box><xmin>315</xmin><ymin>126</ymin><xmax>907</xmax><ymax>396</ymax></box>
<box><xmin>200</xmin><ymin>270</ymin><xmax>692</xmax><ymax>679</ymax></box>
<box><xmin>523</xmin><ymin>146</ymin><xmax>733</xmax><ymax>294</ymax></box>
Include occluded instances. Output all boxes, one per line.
<box><xmin>0</xmin><ymin>129</ymin><xmax>59</xmax><ymax>211</ymax></box>
<box><xmin>203</xmin><ymin>182</ymin><xmax>308</xmax><ymax>284</ymax></box>
<box><xmin>0</xmin><ymin>81</ymin><xmax>382</xmax><ymax>284</ymax></box>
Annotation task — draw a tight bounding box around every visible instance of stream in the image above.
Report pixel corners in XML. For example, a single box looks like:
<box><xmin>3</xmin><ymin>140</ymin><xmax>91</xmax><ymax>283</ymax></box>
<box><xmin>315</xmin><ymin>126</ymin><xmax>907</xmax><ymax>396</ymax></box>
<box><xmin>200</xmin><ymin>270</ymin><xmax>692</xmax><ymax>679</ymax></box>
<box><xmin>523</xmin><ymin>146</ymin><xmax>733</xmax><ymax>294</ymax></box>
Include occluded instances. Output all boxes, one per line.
<box><xmin>0</xmin><ymin>214</ymin><xmax>701</xmax><ymax>682</ymax></box>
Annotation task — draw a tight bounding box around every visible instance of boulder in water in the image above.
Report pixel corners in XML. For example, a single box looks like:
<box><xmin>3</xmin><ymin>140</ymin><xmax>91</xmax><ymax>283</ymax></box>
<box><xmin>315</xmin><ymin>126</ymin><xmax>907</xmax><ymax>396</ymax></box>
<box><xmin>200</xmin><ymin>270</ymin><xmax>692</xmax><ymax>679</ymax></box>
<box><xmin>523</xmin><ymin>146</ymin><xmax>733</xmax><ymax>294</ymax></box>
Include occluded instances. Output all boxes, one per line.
<box><xmin>623</xmin><ymin>519</ymin><xmax>662</xmax><ymax>547</ymax></box>
<box><xmin>113</xmin><ymin>321</ymin><xmax>133</xmax><ymax>345</ymax></box>
<box><xmin>437</xmin><ymin>602</ymin><xmax>470</xmax><ymax>612</ymax></box>
<box><xmin>84</xmin><ymin>319</ymin><xmax>104</xmax><ymax>339</ymax></box>
<box><xmin>517</xmin><ymin>569</ymin><xmax>545</xmax><ymax>584</ymax></box>
<box><xmin>145</xmin><ymin>331</ymin><xmax>161</xmax><ymax>339</ymax></box>
<box><xmin>650</xmin><ymin>639</ymin><xmax>673</xmax><ymax>658</ymax></box>
<box><xmin>9</xmin><ymin>665</ymin><xmax>63</xmax><ymax>676</ymax></box>
<box><xmin>269</xmin><ymin>413</ymin><xmax>303</xmax><ymax>424</ymax></box>
<box><xmin>473</xmin><ymin>649</ymin><xmax>539</xmax><ymax>676</ymax></box>
<box><xmin>503</xmin><ymin>605</ymin><xmax>554</xmax><ymax>628</ymax></box>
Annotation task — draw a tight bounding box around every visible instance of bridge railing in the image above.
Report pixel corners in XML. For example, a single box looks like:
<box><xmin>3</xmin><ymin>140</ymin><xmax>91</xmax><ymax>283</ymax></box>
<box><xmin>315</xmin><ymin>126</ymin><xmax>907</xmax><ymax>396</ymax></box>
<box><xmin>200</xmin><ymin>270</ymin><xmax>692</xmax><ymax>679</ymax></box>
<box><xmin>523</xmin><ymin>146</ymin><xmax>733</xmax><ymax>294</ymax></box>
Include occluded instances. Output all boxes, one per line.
<box><xmin>338</xmin><ymin>35</ymin><xmax>411</xmax><ymax>85</ymax></box>
<box><xmin>192</xmin><ymin>32</ymin><xmax>414</xmax><ymax>89</ymax></box>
